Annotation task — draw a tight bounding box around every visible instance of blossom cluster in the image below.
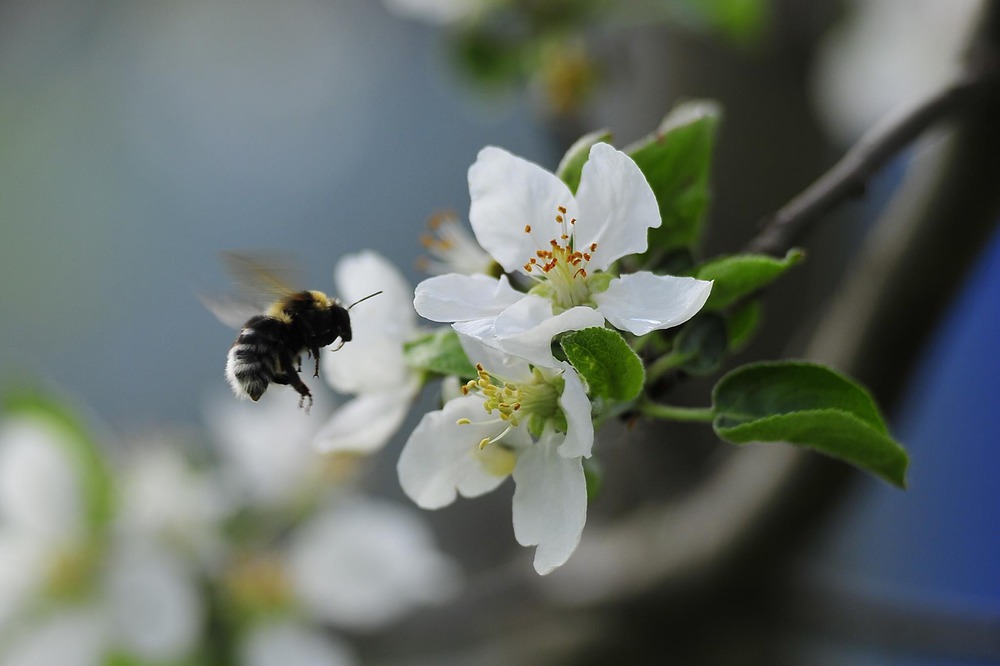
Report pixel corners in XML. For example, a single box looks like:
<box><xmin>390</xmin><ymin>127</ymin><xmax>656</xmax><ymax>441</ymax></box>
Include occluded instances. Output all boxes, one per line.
<box><xmin>322</xmin><ymin>142</ymin><xmax>712</xmax><ymax>574</ymax></box>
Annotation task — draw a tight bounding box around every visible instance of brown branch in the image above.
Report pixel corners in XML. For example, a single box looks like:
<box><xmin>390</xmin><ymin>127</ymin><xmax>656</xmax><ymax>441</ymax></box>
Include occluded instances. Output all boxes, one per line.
<box><xmin>745</xmin><ymin>71</ymin><xmax>995</xmax><ymax>256</ymax></box>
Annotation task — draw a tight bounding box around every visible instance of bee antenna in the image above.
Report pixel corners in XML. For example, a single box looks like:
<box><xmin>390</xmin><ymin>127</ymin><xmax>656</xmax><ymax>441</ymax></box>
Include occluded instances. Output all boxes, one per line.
<box><xmin>347</xmin><ymin>291</ymin><xmax>382</xmax><ymax>310</ymax></box>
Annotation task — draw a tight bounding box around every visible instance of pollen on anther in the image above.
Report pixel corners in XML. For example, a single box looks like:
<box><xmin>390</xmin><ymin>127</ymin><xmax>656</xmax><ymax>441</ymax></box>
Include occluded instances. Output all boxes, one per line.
<box><xmin>558</xmin><ymin>205</ymin><xmax>567</xmax><ymax>214</ymax></box>
<box><xmin>589</xmin><ymin>242</ymin><xmax>598</xmax><ymax>252</ymax></box>
<box><xmin>524</xmin><ymin>225</ymin><xmax>532</xmax><ymax>233</ymax></box>
<box><xmin>456</xmin><ymin>418</ymin><xmax>472</xmax><ymax>425</ymax></box>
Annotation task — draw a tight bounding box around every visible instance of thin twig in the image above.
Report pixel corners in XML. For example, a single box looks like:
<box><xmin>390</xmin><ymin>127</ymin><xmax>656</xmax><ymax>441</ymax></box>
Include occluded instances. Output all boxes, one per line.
<box><xmin>746</xmin><ymin>72</ymin><xmax>993</xmax><ymax>256</ymax></box>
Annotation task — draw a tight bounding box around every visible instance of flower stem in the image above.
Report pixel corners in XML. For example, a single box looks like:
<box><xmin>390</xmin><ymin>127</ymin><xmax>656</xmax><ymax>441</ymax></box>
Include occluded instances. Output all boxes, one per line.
<box><xmin>638</xmin><ymin>399</ymin><xmax>715</xmax><ymax>423</ymax></box>
<box><xmin>645</xmin><ymin>350</ymin><xmax>691</xmax><ymax>383</ymax></box>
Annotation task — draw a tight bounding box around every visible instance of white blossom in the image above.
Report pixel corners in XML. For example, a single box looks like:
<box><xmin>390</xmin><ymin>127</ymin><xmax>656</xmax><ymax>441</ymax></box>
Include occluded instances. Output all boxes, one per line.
<box><xmin>420</xmin><ymin>212</ymin><xmax>496</xmax><ymax>276</ymax></box>
<box><xmin>286</xmin><ymin>497</ymin><xmax>461</xmax><ymax>630</ymax></box>
<box><xmin>415</xmin><ymin>143</ymin><xmax>712</xmax><ymax>367</ymax></box>
<box><xmin>239</xmin><ymin>620</ymin><xmax>358</xmax><ymax>666</ymax></box>
<box><xmin>316</xmin><ymin>250</ymin><xmax>423</xmax><ymax>454</ymax></box>
<box><xmin>398</xmin><ymin>338</ymin><xmax>592</xmax><ymax>574</ymax></box>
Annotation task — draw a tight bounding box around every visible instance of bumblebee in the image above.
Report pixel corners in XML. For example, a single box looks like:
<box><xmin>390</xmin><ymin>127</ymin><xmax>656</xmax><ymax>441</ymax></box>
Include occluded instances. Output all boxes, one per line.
<box><xmin>211</xmin><ymin>253</ymin><xmax>378</xmax><ymax>410</ymax></box>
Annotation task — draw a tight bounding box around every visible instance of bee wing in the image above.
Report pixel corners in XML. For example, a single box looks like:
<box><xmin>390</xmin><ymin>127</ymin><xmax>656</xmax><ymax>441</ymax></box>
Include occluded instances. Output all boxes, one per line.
<box><xmin>199</xmin><ymin>291</ymin><xmax>265</xmax><ymax>330</ymax></box>
<box><xmin>222</xmin><ymin>251</ymin><xmax>305</xmax><ymax>300</ymax></box>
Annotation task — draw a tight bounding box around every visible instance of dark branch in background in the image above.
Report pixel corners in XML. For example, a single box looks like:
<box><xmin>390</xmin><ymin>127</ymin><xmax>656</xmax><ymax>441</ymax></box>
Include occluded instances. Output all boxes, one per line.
<box><xmin>746</xmin><ymin>71</ymin><xmax>997</xmax><ymax>257</ymax></box>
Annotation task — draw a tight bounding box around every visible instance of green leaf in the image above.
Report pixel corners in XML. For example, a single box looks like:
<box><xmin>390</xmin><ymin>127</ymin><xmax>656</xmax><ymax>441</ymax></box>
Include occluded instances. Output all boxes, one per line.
<box><xmin>403</xmin><ymin>329</ymin><xmax>477</xmax><ymax>379</ymax></box>
<box><xmin>2</xmin><ymin>390</ymin><xmax>116</xmax><ymax>531</ymax></box>
<box><xmin>627</xmin><ymin>101</ymin><xmax>720</xmax><ymax>252</ymax></box>
<box><xmin>673</xmin><ymin>314</ymin><xmax>728</xmax><ymax>375</ymax></box>
<box><xmin>560</xmin><ymin>327</ymin><xmax>644</xmax><ymax>402</ymax></box>
<box><xmin>695</xmin><ymin>249</ymin><xmax>803</xmax><ymax>310</ymax></box>
<box><xmin>726</xmin><ymin>300</ymin><xmax>761</xmax><ymax>351</ymax></box>
<box><xmin>556</xmin><ymin>129</ymin><xmax>612</xmax><ymax>193</ymax></box>
<box><xmin>712</xmin><ymin>361</ymin><xmax>909</xmax><ymax>487</ymax></box>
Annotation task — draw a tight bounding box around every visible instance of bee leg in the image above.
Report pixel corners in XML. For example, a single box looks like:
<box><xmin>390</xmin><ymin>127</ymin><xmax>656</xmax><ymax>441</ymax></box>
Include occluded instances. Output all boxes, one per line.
<box><xmin>283</xmin><ymin>372</ymin><xmax>313</xmax><ymax>412</ymax></box>
<box><xmin>310</xmin><ymin>347</ymin><xmax>321</xmax><ymax>377</ymax></box>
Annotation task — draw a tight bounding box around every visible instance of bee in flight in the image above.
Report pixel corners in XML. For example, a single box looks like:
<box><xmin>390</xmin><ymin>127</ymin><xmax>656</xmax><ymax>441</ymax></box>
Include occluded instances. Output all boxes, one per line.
<box><xmin>208</xmin><ymin>253</ymin><xmax>379</xmax><ymax>411</ymax></box>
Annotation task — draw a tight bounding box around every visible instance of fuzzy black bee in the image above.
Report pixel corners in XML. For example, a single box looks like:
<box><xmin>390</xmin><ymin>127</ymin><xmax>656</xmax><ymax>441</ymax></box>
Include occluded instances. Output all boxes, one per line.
<box><xmin>211</xmin><ymin>253</ymin><xmax>379</xmax><ymax>410</ymax></box>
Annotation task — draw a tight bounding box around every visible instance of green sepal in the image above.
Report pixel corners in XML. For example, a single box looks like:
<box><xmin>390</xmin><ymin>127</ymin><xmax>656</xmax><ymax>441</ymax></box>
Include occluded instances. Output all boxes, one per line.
<box><xmin>556</xmin><ymin>129</ymin><xmax>613</xmax><ymax>193</ymax></box>
<box><xmin>694</xmin><ymin>249</ymin><xmax>804</xmax><ymax>311</ymax></box>
<box><xmin>2</xmin><ymin>390</ymin><xmax>116</xmax><ymax>532</ymax></box>
<box><xmin>402</xmin><ymin>329</ymin><xmax>477</xmax><ymax>379</ymax></box>
<box><xmin>712</xmin><ymin>361</ymin><xmax>909</xmax><ymax>487</ymax></box>
<box><xmin>627</xmin><ymin>101</ymin><xmax>720</xmax><ymax>252</ymax></box>
<box><xmin>559</xmin><ymin>327</ymin><xmax>644</xmax><ymax>402</ymax></box>
<box><xmin>583</xmin><ymin>457</ymin><xmax>603</xmax><ymax>501</ymax></box>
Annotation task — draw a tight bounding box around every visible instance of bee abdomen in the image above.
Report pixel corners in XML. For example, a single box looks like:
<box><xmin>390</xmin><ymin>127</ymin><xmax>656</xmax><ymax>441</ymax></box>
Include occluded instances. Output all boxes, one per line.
<box><xmin>225</xmin><ymin>318</ymin><xmax>287</xmax><ymax>401</ymax></box>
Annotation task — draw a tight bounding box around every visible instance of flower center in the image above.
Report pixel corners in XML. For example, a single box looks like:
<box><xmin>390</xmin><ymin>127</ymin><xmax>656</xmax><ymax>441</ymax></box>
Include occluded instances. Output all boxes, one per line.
<box><xmin>522</xmin><ymin>206</ymin><xmax>598</xmax><ymax>311</ymax></box>
<box><xmin>458</xmin><ymin>364</ymin><xmax>561</xmax><ymax>449</ymax></box>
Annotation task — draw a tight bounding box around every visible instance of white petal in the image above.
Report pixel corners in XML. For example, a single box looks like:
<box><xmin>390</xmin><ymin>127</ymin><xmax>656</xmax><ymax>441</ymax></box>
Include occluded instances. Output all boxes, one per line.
<box><xmin>573</xmin><ymin>143</ymin><xmax>661</xmax><ymax>271</ymax></box>
<box><xmin>107</xmin><ymin>543</ymin><xmax>203</xmax><ymax>662</ymax></box>
<box><xmin>593</xmin><ymin>272</ymin><xmax>713</xmax><ymax>336</ymax></box>
<box><xmin>288</xmin><ymin>498</ymin><xmax>461</xmax><ymax>630</ymax></box>
<box><xmin>240</xmin><ymin>621</ymin><xmax>357</xmax><ymax>666</ymax></box>
<box><xmin>0</xmin><ymin>531</ymin><xmax>48</xmax><ymax>627</ymax></box>
<box><xmin>511</xmin><ymin>431</ymin><xmax>587</xmax><ymax>575</ymax></box>
<box><xmin>468</xmin><ymin>146</ymin><xmax>577</xmax><ymax>274</ymax></box>
<box><xmin>116</xmin><ymin>445</ymin><xmax>229</xmax><ymax>570</ymax></box>
<box><xmin>322</xmin><ymin>329</ymin><xmax>411</xmax><ymax>395</ymax></box>
<box><xmin>0</xmin><ymin>418</ymin><xmax>85</xmax><ymax>539</ymax></box>
<box><xmin>455</xmin><ymin>326</ymin><xmax>533</xmax><ymax>383</ymax></box>
<box><xmin>413</xmin><ymin>273</ymin><xmax>522</xmax><ymax>323</ymax></box>
<box><xmin>314</xmin><ymin>385</ymin><xmax>417</xmax><ymax>454</ymax></box>
<box><xmin>555</xmin><ymin>363</ymin><xmax>594</xmax><ymax>459</ymax></box>
<box><xmin>397</xmin><ymin>395</ymin><xmax>526</xmax><ymax>509</ymax></box>
<box><xmin>206</xmin><ymin>392</ymin><xmax>329</xmax><ymax>509</ymax></box>
<box><xmin>333</xmin><ymin>250</ymin><xmax>414</xmax><ymax>330</ymax></box>
<box><xmin>492</xmin><ymin>296</ymin><xmax>605</xmax><ymax>368</ymax></box>
<box><xmin>2</xmin><ymin>609</ymin><xmax>108</xmax><ymax>666</ymax></box>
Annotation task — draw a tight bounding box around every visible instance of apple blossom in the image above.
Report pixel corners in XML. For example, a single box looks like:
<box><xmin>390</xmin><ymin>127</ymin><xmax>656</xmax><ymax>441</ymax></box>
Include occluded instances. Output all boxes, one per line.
<box><xmin>414</xmin><ymin>142</ymin><xmax>713</xmax><ymax>367</ymax></box>
<box><xmin>397</xmin><ymin>340</ymin><xmax>592</xmax><ymax>575</ymax></box>
<box><xmin>316</xmin><ymin>250</ymin><xmax>424</xmax><ymax>454</ymax></box>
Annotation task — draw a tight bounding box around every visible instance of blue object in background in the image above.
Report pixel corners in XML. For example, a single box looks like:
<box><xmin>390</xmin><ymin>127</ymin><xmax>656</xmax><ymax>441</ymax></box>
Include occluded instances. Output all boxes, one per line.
<box><xmin>799</xmin><ymin>221</ymin><xmax>1000</xmax><ymax>664</ymax></box>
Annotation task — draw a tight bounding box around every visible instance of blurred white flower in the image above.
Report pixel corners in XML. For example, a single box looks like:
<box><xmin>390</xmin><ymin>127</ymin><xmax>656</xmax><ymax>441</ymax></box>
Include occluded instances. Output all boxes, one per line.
<box><xmin>240</xmin><ymin>620</ymin><xmax>357</xmax><ymax>666</ymax></box>
<box><xmin>0</xmin><ymin>418</ymin><xmax>88</xmax><ymax>628</ymax></box>
<box><xmin>813</xmin><ymin>0</ymin><xmax>982</xmax><ymax>143</ymax></box>
<box><xmin>105</xmin><ymin>541</ymin><xmax>204</xmax><ymax>662</ymax></box>
<box><xmin>116</xmin><ymin>442</ymin><xmax>230</xmax><ymax>567</ymax></box>
<box><xmin>0</xmin><ymin>609</ymin><xmax>106</xmax><ymax>666</ymax></box>
<box><xmin>0</xmin><ymin>418</ymin><xmax>85</xmax><ymax>541</ymax></box>
<box><xmin>381</xmin><ymin>0</ymin><xmax>486</xmax><ymax>25</ymax></box>
<box><xmin>316</xmin><ymin>250</ymin><xmax>423</xmax><ymax>454</ymax></box>
<box><xmin>207</xmin><ymin>388</ymin><xmax>332</xmax><ymax>509</ymax></box>
<box><xmin>398</xmin><ymin>338</ymin><xmax>592</xmax><ymax>575</ymax></box>
<box><xmin>415</xmin><ymin>143</ymin><xmax>712</xmax><ymax>368</ymax></box>
<box><xmin>0</xmin><ymin>417</ymin><xmax>204</xmax><ymax>664</ymax></box>
<box><xmin>286</xmin><ymin>496</ymin><xmax>461</xmax><ymax>630</ymax></box>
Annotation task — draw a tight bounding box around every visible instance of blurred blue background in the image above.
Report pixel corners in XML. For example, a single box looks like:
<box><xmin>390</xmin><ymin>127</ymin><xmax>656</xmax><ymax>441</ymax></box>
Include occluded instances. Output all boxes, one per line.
<box><xmin>0</xmin><ymin>0</ymin><xmax>552</xmax><ymax>429</ymax></box>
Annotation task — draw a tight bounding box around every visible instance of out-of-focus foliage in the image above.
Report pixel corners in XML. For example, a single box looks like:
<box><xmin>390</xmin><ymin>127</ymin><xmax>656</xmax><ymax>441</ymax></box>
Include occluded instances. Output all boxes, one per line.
<box><xmin>385</xmin><ymin>0</ymin><xmax>770</xmax><ymax>114</ymax></box>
